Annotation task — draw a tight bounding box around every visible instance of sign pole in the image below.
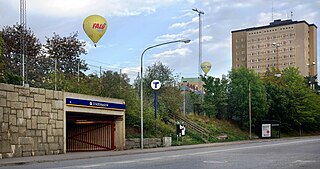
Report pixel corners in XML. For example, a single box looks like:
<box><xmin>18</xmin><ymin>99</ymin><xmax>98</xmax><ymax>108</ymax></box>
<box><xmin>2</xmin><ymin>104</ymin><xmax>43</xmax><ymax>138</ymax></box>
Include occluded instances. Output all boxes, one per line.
<box><xmin>154</xmin><ymin>90</ymin><xmax>157</xmax><ymax>131</ymax></box>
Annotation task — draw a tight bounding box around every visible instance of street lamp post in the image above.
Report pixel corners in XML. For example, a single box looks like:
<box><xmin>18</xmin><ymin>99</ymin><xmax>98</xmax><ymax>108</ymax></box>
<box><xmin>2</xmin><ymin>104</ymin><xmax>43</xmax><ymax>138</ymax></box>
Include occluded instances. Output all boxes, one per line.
<box><xmin>140</xmin><ymin>39</ymin><xmax>190</xmax><ymax>149</ymax></box>
<box><xmin>272</xmin><ymin>42</ymin><xmax>281</xmax><ymax>77</ymax></box>
<box><xmin>192</xmin><ymin>8</ymin><xmax>204</xmax><ymax>94</ymax></box>
<box><xmin>248</xmin><ymin>80</ymin><xmax>252</xmax><ymax>139</ymax></box>
<box><xmin>307</xmin><ymin>62</ymin><xmax>316</xmax><ymax>90</ymax></box>
<box><xmin>183</xmin><ymin>80</ymin><xmax>188</xmax><ymax>116</ymax></box>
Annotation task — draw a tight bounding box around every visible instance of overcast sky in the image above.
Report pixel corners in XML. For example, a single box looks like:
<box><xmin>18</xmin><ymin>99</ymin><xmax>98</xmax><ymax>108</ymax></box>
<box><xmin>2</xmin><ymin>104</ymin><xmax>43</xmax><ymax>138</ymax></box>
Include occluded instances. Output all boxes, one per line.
<box><xmin>0</xmin><ymin>0</ymin><xmax>319</xmax><ymax>82</ymax></box>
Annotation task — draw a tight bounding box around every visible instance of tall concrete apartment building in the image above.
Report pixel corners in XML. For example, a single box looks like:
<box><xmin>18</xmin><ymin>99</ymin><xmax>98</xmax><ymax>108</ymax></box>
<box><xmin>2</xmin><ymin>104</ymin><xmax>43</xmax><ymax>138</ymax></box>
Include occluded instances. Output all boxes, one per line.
<box><xmin>232</xmin><ymin>19</ymin><xmax>317</xmax><ymax>77</ymax></box>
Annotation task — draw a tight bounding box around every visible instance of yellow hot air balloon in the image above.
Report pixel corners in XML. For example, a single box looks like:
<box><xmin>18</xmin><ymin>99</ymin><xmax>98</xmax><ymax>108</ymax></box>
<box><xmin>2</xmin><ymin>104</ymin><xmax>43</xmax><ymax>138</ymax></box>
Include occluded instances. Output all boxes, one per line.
<box><xmin>201</xmin><ymin>61</ymin><xmax>212</xmax><ymax>75</ymax></box>
<box><xmin>83</xmin><ymin>15</ymin><xmax>108</xmax><ymax>47</ymax></box>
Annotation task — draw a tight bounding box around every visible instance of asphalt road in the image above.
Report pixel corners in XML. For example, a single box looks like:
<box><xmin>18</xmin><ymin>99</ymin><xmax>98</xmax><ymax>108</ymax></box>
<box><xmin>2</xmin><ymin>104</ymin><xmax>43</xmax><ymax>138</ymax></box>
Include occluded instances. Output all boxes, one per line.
<box><xmin>2</xmin><ymin>137</ymin><xmax>320</xmax><ymax>169</ymax></box>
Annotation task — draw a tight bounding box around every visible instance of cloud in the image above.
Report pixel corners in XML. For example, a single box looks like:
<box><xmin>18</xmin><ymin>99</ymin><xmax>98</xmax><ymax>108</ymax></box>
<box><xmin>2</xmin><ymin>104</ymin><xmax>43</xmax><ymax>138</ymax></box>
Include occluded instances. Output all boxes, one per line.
<box><xmin>122</xmin><ymin>66</ymin><xmax>140</xmax><ymax>78</ymax></box>
<box><xmin>155</xmin><ymin>28</ymin><xmax>198</xmax><ymax>42</ymax></box>
<box><xmin>256</xmin><ymin>12</ymin><xmax>286</xmax><ymax>26</ymax></box>
<box><xmin>169</xmin><ymin>17</ymin><xmax>198</xmax><ymax>29</ymax></box>
<box><xmin>83</xmin><ymin>40</ymin><xmax>106</xmax><ymax>52</ymax></box>
<box><xmin>204</xmin><ymin>38</ymin><xmax>230</xmax><ymax>54</ymax></box>
<box><xmin>152</xmin><ymin>47</ymin><xmax>191</xmax><ymax>59</ymax></box>
<box><xmin>19</xmin><ymin>0</ymin><xmax>185</xmax><ymax>18</ymax></box>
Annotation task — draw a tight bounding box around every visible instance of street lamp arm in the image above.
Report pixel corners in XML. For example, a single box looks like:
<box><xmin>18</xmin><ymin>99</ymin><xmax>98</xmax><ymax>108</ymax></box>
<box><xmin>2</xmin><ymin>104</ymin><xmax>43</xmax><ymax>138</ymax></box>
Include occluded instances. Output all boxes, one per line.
<box><xmin>141</xmin><ymin>39</ymin><xmax>190</xmax><ymax>67</ymax></box>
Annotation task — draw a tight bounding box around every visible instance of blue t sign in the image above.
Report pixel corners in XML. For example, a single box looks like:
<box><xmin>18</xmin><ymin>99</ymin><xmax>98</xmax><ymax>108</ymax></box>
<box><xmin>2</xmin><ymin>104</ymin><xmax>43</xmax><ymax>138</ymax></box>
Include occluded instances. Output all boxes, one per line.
<box><xmin>151</xmin><ymin>80</ymin><xmax>161</xmax><ymax>90</ymax></box>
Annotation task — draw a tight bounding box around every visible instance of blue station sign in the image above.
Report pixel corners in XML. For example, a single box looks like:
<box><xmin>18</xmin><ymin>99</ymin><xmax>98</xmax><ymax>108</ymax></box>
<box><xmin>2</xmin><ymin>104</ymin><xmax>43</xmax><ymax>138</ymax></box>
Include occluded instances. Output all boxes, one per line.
<box><xmin>66</xmin><ymin>98</ymin><xmax>126</xmax><ymax>111</ymax></box>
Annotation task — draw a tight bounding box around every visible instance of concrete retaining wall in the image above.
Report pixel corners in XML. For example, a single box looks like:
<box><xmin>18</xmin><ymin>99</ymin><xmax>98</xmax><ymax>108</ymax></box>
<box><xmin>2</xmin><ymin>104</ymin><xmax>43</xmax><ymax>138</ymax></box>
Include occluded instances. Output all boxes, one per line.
<box><xmin>125</xmin><ymin>138</ymin><xmax>161</xmax><ymax>149</ymax></box>
<box><xmin>0</xmin><ymin>83</ymin><xmax>64</xmax><ymax>158</ymax></box>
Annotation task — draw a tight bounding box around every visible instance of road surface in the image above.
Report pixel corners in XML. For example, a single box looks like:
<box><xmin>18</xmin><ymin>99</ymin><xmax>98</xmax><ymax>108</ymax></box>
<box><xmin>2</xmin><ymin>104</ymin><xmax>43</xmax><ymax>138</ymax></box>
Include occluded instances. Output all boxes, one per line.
<box><xmin>2</xmin><ymin>137</ymin><xmax>320</xmax><ymax>169</ymax></box>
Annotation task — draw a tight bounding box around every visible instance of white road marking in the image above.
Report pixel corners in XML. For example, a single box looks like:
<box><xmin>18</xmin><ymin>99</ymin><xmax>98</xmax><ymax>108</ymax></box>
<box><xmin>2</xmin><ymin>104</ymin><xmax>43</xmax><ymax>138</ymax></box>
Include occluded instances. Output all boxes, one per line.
<box><xmin>203</xmin><ymin>161</ymin><xmax>228</xmax><ymax>164</ymax></box>
<box><xmin>292</xmin><ymin>160</ymin><xmax>316</xmax><ymax>164</ymax></box>
<box><xmin>48</xmin><ymin>138</ymin><xmax>320</xmax><ymax>169</ymax></box>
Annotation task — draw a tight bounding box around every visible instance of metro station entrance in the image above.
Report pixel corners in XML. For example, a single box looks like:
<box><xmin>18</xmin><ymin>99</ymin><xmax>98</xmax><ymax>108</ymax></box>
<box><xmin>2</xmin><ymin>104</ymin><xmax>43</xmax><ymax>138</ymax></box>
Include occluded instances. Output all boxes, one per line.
<box><xmin>66</xmin><ymin>112</ymin><xmax>117</xmax><ymax>151</ymax></box>
<box><xmin>64</xmin><ymin>93</ymin><xmax>126</xmax><ymax>152</ymax></box>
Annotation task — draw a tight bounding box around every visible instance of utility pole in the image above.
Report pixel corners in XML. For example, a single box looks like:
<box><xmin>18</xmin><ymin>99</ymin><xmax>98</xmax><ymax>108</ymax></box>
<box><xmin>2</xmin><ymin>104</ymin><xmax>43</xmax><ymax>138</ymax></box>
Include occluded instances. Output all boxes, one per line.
<box><xmin>192</xmin><ymin>8</ymin><xmax>204</xmax><ymax>95</ymax></box>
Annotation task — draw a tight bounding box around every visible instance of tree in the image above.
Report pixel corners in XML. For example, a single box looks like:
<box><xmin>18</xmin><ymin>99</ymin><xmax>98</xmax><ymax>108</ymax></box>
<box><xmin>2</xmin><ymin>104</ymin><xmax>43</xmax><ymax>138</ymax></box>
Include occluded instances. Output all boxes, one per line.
<box><xmin>143</xmin><ymin>62</ymin><xmax>183</xmax><ymax>120</ymax></box>
<box><xmin>44</xmin><ymin>32</ymin><xmax>87</xmax><ymax>90</ymax></box>
<box><xmin>263</xmin><ymin>66</ymin><xmax>320</xmax><ymax>132</ymax></box>
<box><xmin>280</xmin><ymin>67</ymin><xmax>319</xmax><ymax>131</ymax></box>
<box><xmin>143</xmin><ymin>62</ymin><xmax>175</xmax><ymax>97</ymax></box>
<box><xmin>100</xmin><ymin>70</ymin><xmax>131</xmax><ymax>99</ymax></box>
<box><xmin>228</xmin><ymin>66</ymin><xmax>268</xmax><ymax>128</ymax></box>
<box><xmin>202</xmin><ymin>76</ymin><xmax>228</xmax><ymax>118</ymax></box>
<box><xmin>1</xmin><ymin>23</ymin><xmax>42</xmax><ymax>85</ymax></box>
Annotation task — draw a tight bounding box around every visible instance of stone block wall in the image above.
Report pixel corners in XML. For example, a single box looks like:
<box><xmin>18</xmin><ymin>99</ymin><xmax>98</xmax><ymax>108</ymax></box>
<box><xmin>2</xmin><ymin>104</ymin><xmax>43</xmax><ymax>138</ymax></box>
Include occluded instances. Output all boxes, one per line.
<box><xmin>125</xmin><ymin>138</ymin><xmax>161</xmax><ymax>149</ymax></box>
<box><xmin>0</xmin><ymin>83</ymin><xmax>64</xmax><ymax>159</ymax></box>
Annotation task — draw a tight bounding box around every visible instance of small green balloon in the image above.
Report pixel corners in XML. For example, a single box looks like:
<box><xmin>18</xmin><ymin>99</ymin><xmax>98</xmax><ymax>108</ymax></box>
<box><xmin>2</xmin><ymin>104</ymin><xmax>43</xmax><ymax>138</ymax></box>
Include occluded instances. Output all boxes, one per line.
<box><xmin>201</xmin><ymin>62</ymin><xmax>212</xmax><ymax>74</ymax></box>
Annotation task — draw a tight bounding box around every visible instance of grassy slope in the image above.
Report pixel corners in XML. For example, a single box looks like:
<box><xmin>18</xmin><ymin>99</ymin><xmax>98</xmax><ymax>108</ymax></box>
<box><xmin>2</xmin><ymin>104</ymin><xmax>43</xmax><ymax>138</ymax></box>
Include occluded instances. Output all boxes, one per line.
<box><xmin>187</xmin><ymin>115</ymin><xmax>249</xmax><ymax>142</ymax></box>
<box><xmin>126</xmin><ymin>114</ymin><xmax>250</xmax><ymax>145</ymax></box>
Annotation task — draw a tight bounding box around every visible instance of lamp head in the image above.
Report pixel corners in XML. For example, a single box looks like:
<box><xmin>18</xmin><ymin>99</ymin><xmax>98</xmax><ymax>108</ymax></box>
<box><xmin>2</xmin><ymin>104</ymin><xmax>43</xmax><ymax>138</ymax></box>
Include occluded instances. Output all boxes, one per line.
<box><xmin>181</xmin><ymin>39</ymin><xmax>191</xmax><ymax>43</ymax></box>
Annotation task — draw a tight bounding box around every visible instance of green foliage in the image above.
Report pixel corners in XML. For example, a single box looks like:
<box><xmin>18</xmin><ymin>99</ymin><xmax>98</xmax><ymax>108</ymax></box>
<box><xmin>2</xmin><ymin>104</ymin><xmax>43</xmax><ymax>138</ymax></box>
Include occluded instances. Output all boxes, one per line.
<box><xmin>263</xmin><ymin>66</ymin><xmax>320</xmax><ymax>132</ymax></box>
<box><xmin>202</xmin><ymin>76</ymin><xmax>228</xmax><ymax>118</ymax></box>
<box><xmin>1</xmin><ymin>23</ymin><xmax>42</xmax><ymax>85</ymax></box>
<box><xmin>142</xmin><ymin>61</ymin><xmax>183</xmax><ymax>122</ymax></box>
<box><xmin>228</xmin><ymin>66</ymin><xmax>268</xmax><ymax>128</ymax></box>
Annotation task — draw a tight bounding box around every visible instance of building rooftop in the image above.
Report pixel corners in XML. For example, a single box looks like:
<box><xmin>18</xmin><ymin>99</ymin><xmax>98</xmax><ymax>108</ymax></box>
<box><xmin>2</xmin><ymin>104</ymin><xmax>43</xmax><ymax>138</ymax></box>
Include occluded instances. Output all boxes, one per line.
<box><xmin>232</xmin><ymin>19</ymin><xmax>317</xmax><ymax>33</ymax></box>
<box><xmin>181</xmin><ymin>77</ymin><xmax>202</xmax><ymax>83</ymax></box>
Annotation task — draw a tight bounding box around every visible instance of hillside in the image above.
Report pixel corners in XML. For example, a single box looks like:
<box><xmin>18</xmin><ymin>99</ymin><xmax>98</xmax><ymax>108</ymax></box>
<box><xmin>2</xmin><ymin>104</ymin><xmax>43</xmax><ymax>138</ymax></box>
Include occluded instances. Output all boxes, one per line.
<box><xmin>126</xmin><ymin>114</ymin><xmax>250</xmax><ymax>145</ymax></box>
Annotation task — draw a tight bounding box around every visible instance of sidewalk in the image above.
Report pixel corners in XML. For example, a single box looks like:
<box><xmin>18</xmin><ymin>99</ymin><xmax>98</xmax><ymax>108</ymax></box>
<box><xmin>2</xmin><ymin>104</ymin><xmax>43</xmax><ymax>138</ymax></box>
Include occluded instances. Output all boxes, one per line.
<box><xmin>0</xmin><ymin>137</ymin><xmax>314</xmax><ymax>167</ymax></box>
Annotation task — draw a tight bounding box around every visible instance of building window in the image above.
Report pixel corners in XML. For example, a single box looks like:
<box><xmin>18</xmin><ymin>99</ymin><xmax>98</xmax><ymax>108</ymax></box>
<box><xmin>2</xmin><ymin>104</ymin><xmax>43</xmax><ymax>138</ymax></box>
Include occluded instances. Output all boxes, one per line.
<box><xmin>242</xmin><ymin>51</ymin><xmax>245</xmax><ymax>54</ymax></box>
<box><xmin>241</xmin><ymin>38</ymin><xmax>244</xmax><ymax>42</ymax></box>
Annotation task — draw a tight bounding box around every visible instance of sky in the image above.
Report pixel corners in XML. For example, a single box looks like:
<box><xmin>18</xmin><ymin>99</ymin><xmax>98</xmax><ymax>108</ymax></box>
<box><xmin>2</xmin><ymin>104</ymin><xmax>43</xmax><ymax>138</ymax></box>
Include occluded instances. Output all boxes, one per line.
<box><xmin>0</xmin><ymin>0</ymin><xmax>319</xmax><ymax>83</ymax></box>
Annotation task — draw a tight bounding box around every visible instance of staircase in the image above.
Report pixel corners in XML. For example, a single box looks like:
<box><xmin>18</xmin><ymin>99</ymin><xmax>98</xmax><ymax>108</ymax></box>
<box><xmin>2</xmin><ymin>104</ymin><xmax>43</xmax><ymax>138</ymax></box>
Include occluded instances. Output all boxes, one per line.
<box><xmin>168</xmin><ymin>112</ymin><xmax>210</xmax><ymax>142</ymax></box>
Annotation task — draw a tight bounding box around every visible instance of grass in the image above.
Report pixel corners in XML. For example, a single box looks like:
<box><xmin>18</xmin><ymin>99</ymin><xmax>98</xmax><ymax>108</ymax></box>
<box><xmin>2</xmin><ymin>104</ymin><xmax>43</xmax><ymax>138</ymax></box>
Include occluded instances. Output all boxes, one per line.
<box><xmin>187</xmin><ymin>114</ymin><xmax>250</xmax><ymax>142</ymax></box>
<box><xmin>126</xmin><ymin>114</ymin><xmax>251</xmax><ymax>146</ymax></box>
